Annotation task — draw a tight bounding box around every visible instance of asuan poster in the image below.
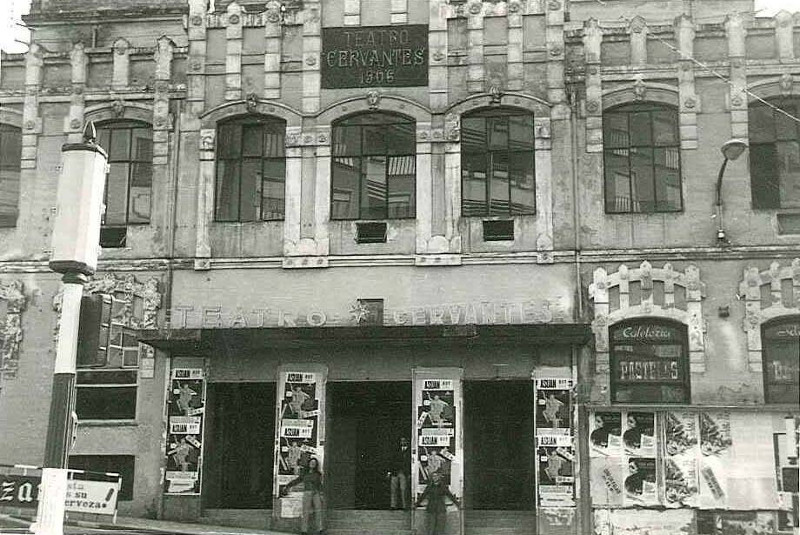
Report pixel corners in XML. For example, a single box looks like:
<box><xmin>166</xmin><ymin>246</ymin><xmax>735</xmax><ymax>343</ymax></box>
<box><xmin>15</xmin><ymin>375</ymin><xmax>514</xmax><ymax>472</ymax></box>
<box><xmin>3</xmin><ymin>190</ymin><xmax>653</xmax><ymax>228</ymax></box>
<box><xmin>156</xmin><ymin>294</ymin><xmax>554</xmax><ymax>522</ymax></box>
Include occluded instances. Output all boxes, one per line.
<box><xmin>275</xmin><ymin>372</ymin><xmax>321</xmax><ymax>498</ymax></box>
<box><xmin>165</xmin><ymin>368</ymin><xmax>205</xmax><ymax>495</ymax></box>
<box><xmin>417</xmin><ymin>379</ymin><xmax>456</xmax><ymax>490</ymax></box>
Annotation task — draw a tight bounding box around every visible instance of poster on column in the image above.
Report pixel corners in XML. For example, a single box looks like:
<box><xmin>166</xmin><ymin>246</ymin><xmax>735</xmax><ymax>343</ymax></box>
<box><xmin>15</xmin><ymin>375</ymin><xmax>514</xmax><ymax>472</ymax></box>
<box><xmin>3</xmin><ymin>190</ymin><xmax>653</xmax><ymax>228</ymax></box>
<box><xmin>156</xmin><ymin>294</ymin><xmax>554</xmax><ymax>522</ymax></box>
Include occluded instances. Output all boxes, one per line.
<box><xmin>275</xmin><ymin>372</ymin><xmax>321</xmax><ymax>498</ymax></box>
<box><xmin>662</xmin><ymin>411</ymin><xmax>699</xmax><ymax>507</ymax></box>
<box><xmin>417</xmin><ymin>379</ymin><xmax>456</xmax><ymax>488</ymax></box>
<box><xmin>535</xmin><ymin>378</ymin><xmax>574</xmax><ymax>507</ymax></box>
<box><xmin>165</xmin><ymin>368</ymin><xmax>205</xmax><ymax>495</ymax></box>
<box><xmin>622</xmin><ymin>411</ymin><xmax>658</xmax><ymax>506</ymax></box>
<box><xmin>697</xmin><ymin>411</ymin><xmax>732</xmax><ymax>509</ymax></box>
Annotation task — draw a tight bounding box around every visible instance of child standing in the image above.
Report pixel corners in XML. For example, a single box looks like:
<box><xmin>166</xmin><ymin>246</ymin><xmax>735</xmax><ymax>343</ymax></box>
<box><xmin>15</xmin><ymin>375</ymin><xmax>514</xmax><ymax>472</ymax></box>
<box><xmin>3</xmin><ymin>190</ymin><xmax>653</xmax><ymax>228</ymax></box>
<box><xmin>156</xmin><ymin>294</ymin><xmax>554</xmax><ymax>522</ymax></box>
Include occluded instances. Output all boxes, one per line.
<box><xmin>415</xmin><ymin>471</ymin><xmax>460</xmax><ymax>535</ymax></box>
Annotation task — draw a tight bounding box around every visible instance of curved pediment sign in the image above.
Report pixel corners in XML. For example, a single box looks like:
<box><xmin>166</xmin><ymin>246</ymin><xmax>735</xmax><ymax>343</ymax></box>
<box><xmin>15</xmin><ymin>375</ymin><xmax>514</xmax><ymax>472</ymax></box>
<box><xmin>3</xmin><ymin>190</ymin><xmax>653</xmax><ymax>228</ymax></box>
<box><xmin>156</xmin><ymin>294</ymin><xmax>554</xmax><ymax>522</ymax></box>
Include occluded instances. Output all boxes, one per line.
<box><xmin>0</xmin><ymin>279</ymin><xmax>27</xmax><ymax>381</ymax></box>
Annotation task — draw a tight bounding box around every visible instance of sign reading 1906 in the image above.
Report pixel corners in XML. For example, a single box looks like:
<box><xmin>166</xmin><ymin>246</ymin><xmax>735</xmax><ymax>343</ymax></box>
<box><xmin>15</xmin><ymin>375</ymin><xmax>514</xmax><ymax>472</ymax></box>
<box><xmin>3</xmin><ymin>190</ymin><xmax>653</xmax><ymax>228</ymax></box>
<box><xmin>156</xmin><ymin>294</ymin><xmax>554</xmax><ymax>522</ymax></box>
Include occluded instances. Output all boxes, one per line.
<box><xmin>321</xmin><ymin>25</ymin><xmax>429</xmax><ymax>89</ymax></box>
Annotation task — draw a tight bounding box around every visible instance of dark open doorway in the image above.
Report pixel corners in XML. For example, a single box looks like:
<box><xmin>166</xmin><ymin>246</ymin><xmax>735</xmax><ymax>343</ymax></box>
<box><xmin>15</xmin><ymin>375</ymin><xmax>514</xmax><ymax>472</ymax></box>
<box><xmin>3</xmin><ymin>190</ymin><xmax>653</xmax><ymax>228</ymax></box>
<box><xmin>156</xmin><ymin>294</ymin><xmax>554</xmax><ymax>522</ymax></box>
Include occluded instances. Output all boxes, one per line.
<box><xmin>204</xmin><ymin>382</ymin><xmax>276</xmax><ymax>509</ymax></box>
<box><xmin>465</xmin><ymin>380</ymin><xmax>535</xmax><ymax>510</ymax></box>
<box><xmin>327</xmin><ymin>382</ymin><xmax>412</xmax><ymax>510</ymax></box>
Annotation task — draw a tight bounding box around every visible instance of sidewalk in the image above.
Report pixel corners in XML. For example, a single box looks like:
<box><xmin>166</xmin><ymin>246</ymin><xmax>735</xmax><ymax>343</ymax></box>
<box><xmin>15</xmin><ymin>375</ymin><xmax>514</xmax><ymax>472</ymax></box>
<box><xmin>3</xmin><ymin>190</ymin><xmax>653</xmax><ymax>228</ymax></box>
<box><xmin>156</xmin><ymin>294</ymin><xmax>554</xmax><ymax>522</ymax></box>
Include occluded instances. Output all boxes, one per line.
<box><xmin>1</xmin><ymin>513</ymin><xmax>290</xmax><ymax>535</ymax></box>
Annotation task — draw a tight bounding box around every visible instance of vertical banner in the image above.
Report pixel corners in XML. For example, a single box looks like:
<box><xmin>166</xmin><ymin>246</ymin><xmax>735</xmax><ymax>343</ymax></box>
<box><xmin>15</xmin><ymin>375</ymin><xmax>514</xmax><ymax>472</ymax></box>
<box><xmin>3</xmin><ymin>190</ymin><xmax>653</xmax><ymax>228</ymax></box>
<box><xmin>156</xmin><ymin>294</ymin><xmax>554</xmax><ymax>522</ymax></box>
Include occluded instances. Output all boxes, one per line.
<box><xmin>165</xmin><ymin>368</ymin><xmax>206</xmax><ymax>494</ymax></box>
<box><xmin>412</xmin><ymin>368</ymin><xmax>463</xmax><ymax>535</ymax></box>
<box><xmin>534</xmin><ymin>378</ymin><xmax>575</xmax><ymax>508</ymax></box>
<box><xmin>273</xmin><ymin>366</ymin><xmax>327</xmax><ymax>519</ymax></box>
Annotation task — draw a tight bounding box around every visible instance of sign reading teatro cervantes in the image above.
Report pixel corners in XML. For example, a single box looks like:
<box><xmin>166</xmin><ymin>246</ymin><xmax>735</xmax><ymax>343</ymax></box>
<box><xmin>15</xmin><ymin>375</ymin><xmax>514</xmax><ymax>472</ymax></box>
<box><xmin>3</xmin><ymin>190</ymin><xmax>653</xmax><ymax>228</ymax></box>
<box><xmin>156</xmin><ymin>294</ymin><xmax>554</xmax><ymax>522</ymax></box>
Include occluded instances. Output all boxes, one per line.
<box><xmin>321</xmin><ymin>25</ymin><xmax>428</xmax><ymax>89</ymax></box>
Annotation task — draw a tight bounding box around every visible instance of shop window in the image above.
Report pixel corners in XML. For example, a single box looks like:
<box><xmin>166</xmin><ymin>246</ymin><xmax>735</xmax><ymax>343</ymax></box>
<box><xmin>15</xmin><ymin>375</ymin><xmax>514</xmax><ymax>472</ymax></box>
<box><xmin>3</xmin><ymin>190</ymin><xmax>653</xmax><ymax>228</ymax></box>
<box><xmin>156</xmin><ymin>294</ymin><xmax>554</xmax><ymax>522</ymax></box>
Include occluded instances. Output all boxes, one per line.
<box><xmin>0</xmin><ymin>124</ymin><xmax>22</xmax><ymax>227</ymax></box>
<box><xmin>609</xmin><ymin>319</ymin><xmax>690</xmax><ymax>404</ymax></box>
<box><xmin>762</xmin><ymin>316</ymin><xmax>800</xmax><ymax>404</ymax></box>
<box><xmin>603</xmin><ymin>103</ymin><xmax>682</xmax><ymax>213</ymax></box>
<box><xmin>748</xmin><ymin>97</ymin><xmax>800</xmax><ymax>209</ymax></box>
<box><xmin>96</xmin><ymin>121</ymin><xmax>153</xmax><ymax>247</ymax></box>
<box><xmin>214</xmin><ymin>115</ymin><xmax>286</xmax><ymax>222</ymax></box>
<box><xmin>461</xmin><ymin>108</ymin><xmax>536</xmax><ymax>217</ymax></box>
<box><xmin>330</xmin><ymin>112</ymin><xmax>416</xmax><ymax>220</ymax></box>
<box><xmin>75</xmin><ymin>294</ymin><xmax>139</xmax><ymax>420</ymax></box>
<box><xmin>68</xmin><ymin>455</ymin><xmax>135</xmax><ymax>501</ymax></box>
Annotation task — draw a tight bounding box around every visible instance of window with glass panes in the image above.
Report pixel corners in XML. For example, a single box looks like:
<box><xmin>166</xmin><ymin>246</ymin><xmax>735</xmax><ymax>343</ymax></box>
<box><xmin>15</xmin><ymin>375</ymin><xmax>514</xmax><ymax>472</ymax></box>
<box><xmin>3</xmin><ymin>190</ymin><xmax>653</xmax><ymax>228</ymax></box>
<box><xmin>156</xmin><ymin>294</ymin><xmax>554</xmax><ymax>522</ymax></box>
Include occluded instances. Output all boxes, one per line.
<box><xmin>0</xmin><ymin>124</ymin><xmax>22</xmax><ymax>227</ymax></box>
<box><xmin>215</xmin><ymin>116</ymin><xmax>286</xmax><ymax>222</ymax></box>
<box><xmin>330</xmin><ymin>112</ymin><xmax>416</xmax><ymax>220</ymax></box>
<box><xmin>609</xmin><ymin>319</ymin><xmax>690</xmax><ymax>404</ymax></box>
<box><xmin>75</xmin><ymin>294</ymin><xmax>139</xmax><ymax>420</ymax></box>
<box><xmin>96</xmin><ymin>121</ymin><xmax>153</xmax><ymax>226</ymax></box>
<box><xmin>762</xmin><ymin>317</ymin><xmax>800</xmax><ymax>404</ymax></box>
<box><xmin>748</xmin><ymin>98</ymin><xmax>800</xmax><ymax>209</ymax></box>
<box><xmin>460</xmin><ymin>109</ymin><xmax>536</xmax><ymax>217</ymax></box>
<box><xmin>603</xmin><ymin>103</ymin><xmax>682</xmax><ymax>213</ymax></box>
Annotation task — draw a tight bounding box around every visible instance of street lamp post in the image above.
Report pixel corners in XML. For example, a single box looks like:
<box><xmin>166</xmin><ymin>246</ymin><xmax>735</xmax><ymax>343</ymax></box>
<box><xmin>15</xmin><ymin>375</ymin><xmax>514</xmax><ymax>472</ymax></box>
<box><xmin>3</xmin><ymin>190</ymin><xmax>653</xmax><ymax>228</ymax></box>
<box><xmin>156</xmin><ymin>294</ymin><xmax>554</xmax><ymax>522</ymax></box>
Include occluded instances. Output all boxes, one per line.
<box><xmin>34</xmin><ymin>122</ymin><xmax>107</xmax><ymax>535</ymax></box>
<box><xmin>714</xmin><ymin>138</ymin><xmax>748</xmax><ymax>245</ymax></box>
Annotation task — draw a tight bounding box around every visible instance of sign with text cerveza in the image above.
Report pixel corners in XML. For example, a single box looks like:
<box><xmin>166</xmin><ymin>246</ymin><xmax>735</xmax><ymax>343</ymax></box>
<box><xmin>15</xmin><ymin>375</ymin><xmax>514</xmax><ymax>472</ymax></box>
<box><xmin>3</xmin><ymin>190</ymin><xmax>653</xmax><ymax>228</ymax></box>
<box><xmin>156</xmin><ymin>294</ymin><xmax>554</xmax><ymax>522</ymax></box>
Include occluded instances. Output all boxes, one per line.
<box><xmin>321</xmin><ymin>25</ymin><xmax>429</xmax><ymax>89</ymax></box>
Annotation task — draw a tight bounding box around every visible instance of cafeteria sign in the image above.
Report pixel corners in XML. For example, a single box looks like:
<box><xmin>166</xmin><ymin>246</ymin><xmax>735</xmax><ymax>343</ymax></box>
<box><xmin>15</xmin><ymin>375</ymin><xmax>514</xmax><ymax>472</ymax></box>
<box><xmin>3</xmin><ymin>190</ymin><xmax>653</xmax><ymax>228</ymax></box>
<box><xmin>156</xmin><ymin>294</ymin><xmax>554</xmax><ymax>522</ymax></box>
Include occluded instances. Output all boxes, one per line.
<box><xmin>321</xmin><ymin>25</ymin><xmax>428</xmax><ymax>88</ymax></box>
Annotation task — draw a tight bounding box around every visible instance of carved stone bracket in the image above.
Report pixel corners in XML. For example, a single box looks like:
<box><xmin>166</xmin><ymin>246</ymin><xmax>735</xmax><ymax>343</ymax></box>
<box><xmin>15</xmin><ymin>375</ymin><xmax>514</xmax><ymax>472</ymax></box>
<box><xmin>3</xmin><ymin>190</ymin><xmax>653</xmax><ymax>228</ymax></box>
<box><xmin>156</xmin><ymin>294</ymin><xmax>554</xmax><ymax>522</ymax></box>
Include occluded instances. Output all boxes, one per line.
<box><xmin>588</xmin><ymin>261</ymin><xmax>707</xmax><ymax>402</ymax></box>
<box><xmin>53</xmin><ymin>274</ymin><xmax>163</xmax><ymax>344</ymax></box>
<box><xmin>0</xmin><ymin>280</ymin><xmax>27</xmax><ymax>381</ymax></box>
<box><xmin>739</xmin><ymin>259</ymin><xmax>800</xmax><ymax>373</ymax></box>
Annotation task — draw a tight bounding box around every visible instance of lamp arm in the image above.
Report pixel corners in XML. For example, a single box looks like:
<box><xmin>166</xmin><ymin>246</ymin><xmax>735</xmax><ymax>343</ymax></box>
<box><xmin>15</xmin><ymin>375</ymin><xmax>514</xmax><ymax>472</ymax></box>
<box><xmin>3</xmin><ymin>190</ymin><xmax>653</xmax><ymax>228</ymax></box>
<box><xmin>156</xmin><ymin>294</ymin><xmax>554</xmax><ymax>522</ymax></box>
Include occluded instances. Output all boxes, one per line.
<box><xmin>715</xmin><ymin>157</ymin><xmax>729</xmax><ymax>207</ymax></box>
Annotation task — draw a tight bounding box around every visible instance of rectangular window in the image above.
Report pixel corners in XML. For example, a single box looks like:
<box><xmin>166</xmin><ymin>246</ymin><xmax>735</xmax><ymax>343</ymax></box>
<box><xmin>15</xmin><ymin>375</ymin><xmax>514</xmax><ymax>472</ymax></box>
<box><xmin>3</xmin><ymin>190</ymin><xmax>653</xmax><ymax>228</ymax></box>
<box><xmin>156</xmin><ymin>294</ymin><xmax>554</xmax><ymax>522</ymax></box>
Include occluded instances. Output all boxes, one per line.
<box><xmin>762</xmin><ymin>319</ymin><xmax>800</xmax><ymax>404</ymax></box>
<box><xmin>214</xmin><ymin>117</ymin><xmax>286</xmax><ymax>222</ymax></box>
<box><xmin>331</xmin><ymin>113</ymin><xmax>416</xmax><ymax>220</ymax></box>
<box><xmin>68</xmin><ymin>455</ymin><xmax>135</xmax><ymax>501</ymax></box>
<box><xmin>0</xmin><ymin>125</ymin><xmax>22</xmax><ymax>227</ymax></box>
<box><xmin>76</xmin><ymin>294</ymin><xmax>139</xmax><ymax>420</ymax></box>
<box><xmin>603</xmin><ymin>104</ymin><xmax>683</xmax><ymax>214</ymax></box>
<box><xmin>610</xmin><ymin>320</ymin><xmax>690</xmax><ymax>404</ymax></box>
<box><xmin>749</xmin><ymin>99</ymin><xmax>800</xmax><ymax>209</ymax></box>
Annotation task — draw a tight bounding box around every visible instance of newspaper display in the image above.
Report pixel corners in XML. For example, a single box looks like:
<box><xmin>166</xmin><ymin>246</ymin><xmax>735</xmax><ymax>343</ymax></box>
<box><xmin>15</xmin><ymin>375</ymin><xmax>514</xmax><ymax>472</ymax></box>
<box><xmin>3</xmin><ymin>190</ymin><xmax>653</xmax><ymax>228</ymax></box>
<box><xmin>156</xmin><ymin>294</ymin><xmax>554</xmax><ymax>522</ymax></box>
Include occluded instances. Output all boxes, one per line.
<box><xmin>662</xmin><ymin>411</ymin><xmax>699</xmax><ymax>507</ymax></box>
<box><xmin>535</xmin><ymin>378</ymin><xmax>575</xmax><ymax>508</ymax></box>
<box><xmin>275</xmin><ymin>371</ymin><xmax>322</xmax><ymax>500</ymax></box>
<box><xmin>165</xmin><ymin>368</ymin><xmax>205</xmax><ymax>495</ymax></box>
<box><xmin>416</xmin><ymin>379</ymin><xmax>456</xmax><ymax>497</ymax></box>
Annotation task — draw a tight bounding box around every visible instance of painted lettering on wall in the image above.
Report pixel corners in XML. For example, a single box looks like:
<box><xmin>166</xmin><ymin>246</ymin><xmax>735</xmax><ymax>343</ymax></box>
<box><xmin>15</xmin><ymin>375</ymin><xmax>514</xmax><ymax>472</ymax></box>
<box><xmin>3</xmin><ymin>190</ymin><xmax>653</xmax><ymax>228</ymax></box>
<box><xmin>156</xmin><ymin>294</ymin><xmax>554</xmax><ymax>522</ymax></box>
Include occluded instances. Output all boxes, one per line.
<box><xmin>321</xmin><ymin>25</ymin><xmax>428</xmax><ymax>88</ymax></box>
<box><xmin>168</xmin><ymin>299</ymin><xmax>570</xmax><ymax>329</ymax></box>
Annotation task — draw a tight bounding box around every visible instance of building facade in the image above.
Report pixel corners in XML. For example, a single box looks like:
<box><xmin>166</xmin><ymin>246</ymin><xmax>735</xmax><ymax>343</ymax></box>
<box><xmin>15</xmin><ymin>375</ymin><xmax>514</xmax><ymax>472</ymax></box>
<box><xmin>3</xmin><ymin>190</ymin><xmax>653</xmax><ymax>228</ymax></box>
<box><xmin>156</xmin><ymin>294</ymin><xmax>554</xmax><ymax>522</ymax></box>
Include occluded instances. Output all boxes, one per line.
<box><xmin>0</xmin><ymin>0</ymin><xmax>798</xmax><ymax>534</ymax></box>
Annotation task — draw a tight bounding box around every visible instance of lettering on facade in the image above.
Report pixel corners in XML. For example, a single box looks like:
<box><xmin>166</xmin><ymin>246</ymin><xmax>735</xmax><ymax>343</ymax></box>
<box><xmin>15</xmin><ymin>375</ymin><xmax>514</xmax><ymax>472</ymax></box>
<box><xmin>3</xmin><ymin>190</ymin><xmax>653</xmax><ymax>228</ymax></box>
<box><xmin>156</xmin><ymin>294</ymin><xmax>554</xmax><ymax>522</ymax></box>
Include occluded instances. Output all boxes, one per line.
<box><xmin>613</xmin><ymin>324</ymin><xmax>680</xmax><ymax>342</ymax></box>
<box><xmin>321</xmin><ymin>25</ymin><xmax>428</xmax><ymax>88</ymax></box>
<box><xmin>169</xmin><ymin>300</ymin><xmax>570</xmax><ymax>330</ymax></box>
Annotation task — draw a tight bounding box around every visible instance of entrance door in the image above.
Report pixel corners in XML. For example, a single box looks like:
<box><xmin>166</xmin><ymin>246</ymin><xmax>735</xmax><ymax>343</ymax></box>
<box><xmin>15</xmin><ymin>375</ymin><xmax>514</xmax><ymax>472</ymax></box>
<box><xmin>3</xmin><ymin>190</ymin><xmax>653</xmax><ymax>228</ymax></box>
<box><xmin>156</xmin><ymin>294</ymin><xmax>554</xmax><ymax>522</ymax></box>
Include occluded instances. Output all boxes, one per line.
<box><xmin>327</xmin><ymin>382</ymin><xmax>412</xmax><ymax>509</ymax></box>
<box><xmin>464</xmin><ymin>381</ymin><xmax>535</xmax><ymax>510</ymax></box>
<box><xmin>204</xmin><ymin>382</ymin><xmax>276</xmax><ymax>508</ymax></box>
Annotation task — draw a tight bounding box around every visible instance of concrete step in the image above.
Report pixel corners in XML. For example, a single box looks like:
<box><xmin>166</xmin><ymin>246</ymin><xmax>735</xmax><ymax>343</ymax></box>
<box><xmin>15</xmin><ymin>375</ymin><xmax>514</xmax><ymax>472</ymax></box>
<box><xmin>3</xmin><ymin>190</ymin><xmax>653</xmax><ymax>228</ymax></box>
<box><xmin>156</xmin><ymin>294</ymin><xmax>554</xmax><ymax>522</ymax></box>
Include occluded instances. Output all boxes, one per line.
<box><xmin>327</xmin><ymin>510</ymin><xmax>411</xmax><ymax>529</ymax></box>
<box><xmin>199</xmin><ymin>509</ymin><xmax>272</xmax><ymax>530</ymax></box>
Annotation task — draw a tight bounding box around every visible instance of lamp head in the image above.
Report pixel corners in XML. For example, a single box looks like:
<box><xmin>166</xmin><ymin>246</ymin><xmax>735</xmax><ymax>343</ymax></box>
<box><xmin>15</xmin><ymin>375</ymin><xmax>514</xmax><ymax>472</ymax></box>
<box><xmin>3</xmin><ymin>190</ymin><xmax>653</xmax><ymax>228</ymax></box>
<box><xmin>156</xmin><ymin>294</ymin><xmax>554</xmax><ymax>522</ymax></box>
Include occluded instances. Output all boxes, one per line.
<box><xmin>721</xmin><ymin>139</ymin><xmax>748</xmax><ymax>161</ymax></box>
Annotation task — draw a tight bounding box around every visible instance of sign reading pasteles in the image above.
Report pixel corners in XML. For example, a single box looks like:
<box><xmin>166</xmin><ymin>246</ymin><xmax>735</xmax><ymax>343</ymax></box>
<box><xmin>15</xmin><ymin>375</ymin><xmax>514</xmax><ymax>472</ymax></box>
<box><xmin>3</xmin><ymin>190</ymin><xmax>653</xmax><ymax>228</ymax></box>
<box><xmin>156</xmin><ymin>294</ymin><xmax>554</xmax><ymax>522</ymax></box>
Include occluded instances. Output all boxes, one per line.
<box><xmin>321</xmin><ymin>25</ymin><xmax>429</xmax><ymax>88</ymax></box>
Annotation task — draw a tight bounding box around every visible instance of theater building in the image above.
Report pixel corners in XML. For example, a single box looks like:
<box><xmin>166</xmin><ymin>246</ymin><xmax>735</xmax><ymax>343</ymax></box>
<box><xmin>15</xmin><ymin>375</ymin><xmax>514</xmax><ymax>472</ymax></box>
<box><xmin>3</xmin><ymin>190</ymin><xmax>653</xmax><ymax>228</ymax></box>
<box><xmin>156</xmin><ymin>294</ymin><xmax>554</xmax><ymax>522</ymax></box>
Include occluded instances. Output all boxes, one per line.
<box><xmin>0</xmin><ymin>0</ymin><xmax>798</xmax><ymax>534</ymax></box>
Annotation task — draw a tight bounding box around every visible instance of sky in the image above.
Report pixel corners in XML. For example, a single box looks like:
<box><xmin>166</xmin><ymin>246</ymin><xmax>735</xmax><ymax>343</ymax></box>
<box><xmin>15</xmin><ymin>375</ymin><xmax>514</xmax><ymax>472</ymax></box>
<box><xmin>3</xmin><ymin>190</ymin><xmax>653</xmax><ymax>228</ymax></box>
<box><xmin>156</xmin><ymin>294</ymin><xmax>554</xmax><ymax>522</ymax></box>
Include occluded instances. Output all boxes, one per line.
<box><xmin>0</xmin><ymin>0</ymin><xmax>798</xmax><ymax>54</ymax></box>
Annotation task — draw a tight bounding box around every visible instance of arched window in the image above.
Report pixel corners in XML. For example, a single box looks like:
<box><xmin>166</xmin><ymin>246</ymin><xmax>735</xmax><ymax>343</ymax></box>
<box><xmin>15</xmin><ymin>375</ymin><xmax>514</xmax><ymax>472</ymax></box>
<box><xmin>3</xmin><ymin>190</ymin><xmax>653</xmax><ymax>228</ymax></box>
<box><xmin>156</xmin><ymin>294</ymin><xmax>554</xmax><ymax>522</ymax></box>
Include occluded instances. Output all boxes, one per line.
<box><xmin>762</xmin><ymin>316</ymin><xmax>800</xmax><ymax>404</ymax></box>
<box><xmin>748</xmin><ymin>97</ymin><xmax>800</xmax><ymax>209</ymax></box>
<box><xmin>331</xmin><ymin>112</ymin><xmax>416</xmax><ymax>220</ymax></box>
<box><xmin>0</xmin><ymin>124</ymin><xmax>22</xmax><ymax>227</ymax></box>
<box><xmin>215</xmin><ymin>115</ymin><xmax>286</xmax><ymax>222</ymax></box>
<box><xmin>96</xmin><ymin>121</ymin><xmax>153</xmax><ymax>247</ymax></box>
<box><xmin>461</xmin><ymin>108</ymin><xmax>535</xmax><ymax>217</ymax></box>
<box><xmin>603</xmin><ymin>103</ymin><xmax>682</xmax><ymax>213</ymax></box>
<box><xmin>609</xmin><ymin>319</ymin><xmax>690</xmax><ymax>403</ymax></box>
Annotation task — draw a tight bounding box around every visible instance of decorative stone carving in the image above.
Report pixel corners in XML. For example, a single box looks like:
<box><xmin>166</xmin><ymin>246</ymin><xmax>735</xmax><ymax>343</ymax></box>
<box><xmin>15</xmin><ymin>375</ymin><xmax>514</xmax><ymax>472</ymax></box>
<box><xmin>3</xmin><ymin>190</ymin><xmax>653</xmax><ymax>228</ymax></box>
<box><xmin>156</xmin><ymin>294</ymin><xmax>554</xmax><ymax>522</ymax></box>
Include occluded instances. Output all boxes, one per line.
<box><xmin>191</xmin><ymin>15</ymin><xmax>203</xmax><ymax>26</ymax></box>
<box><xmin>246</xmin><ymin>92</ymin><xmax>258</xmax><ymax>112</ymax></box>
<box><xmin>589</xmin><ymin>262</ymin><xmax>707</xmax><ymax>401</ymax></box>
<box><xmin>0</xmin><ymin>280</ymin><xmax>26</xmax><ymax>380</ymax></box>
<box><xmin>780</xmin><ymin>74</ymin><xmax>794</xmax><ymax>96</ymax></box>
<box><xmin>444</xmin><ymin>113</ymin><xmax>460</xmax><ymax>141</ymax></box>
<box><xmin>468</xmin><ymin>2</ymin><xmax>482</xmax><ymax>14</ymax></box>
<box><xmin>489</xmin><ymin>85</ymin><xmax>503</xmax><ymax>105</ymax></box>
<box><xmin>630</xmin><ymin>16</ymin><xmax>646</xmax><ymax>34</ymax></box>
<box><xmin>366</xmin><ymin>91</ymin><xmax>381</xmax><ymax>109</ymax></box>
<box><xmin>200</xmin><ymin>129</ymin><xmax>216</xmax><ymax>150</ymax></box>
<box><xmin>113</xmin><ymin>99</ymin><xmax>125</xmax><ymax>118</ymax></box>
<box><xmin>633</xmin><ymin>77</ymin><xmax>646</xmax><ymax>100</ymax></box>
<box><xmin>739</xmin><ymin>259</ymin><xmax>800</xmax><ymax>373</ymax></box>
<box><xmin>53</xmin><ymin>274</ymin><xmax>162</xmax><ymax>335</ymax></box>
<box><xmin>229</xmin><ymin>14</ymin><xmax>240</xmax><ymax>25</ymax></box>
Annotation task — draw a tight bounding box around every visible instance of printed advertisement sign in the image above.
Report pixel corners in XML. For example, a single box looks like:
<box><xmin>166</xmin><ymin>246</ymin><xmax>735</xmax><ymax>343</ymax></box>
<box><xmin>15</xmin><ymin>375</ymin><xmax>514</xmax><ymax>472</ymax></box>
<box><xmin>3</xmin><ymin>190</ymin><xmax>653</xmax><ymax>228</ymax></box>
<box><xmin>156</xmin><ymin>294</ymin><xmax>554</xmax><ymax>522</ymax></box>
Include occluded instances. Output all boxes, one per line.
<box><xmin>0</xmin><ymin>468</ymin><xmax>120</xmax><ymax>516</ymax></box>
<box><xmin>535</xmin><ymin>378</ymin><xmax>574</xmax><ymax>508</ymax></box>
<box><xmin>662</xmin><ymin>411</ymin><xmax>699</xmax><ymax>507</ymax></box>
<box><xmin>697</xmin><ymin>411</ymin><xmax>731</xmax><ymax>509</ymax></box>
<box><xmin>165</xmin><ymin>368</ymin><xmax>205</xmax><ymax>495</ymax></box>
<box><xmin>417</xmin><ymin>379</ymin><xmax>456</xmax><ymax>488</ymax></box>
<box><xmin>65</xmin><ymin>479</ymin><xmax>121</xmax><ymax>514</ymax></box>
<box><xmin>590</xmin><ymin>411</ymin><xmax>623</xmax><ymax>457</ymax></box>
<box><xmin>274</xmin><ymin>371</ymin><xmax>324</xmax><ymax>501</ymax></box>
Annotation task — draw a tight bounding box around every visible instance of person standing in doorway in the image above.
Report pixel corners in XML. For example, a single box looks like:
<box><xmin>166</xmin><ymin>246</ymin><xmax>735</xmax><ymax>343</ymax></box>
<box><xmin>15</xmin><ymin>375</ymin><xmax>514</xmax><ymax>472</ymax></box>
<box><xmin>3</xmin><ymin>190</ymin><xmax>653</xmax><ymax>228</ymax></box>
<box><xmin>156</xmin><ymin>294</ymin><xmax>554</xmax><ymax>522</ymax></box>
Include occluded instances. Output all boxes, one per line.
<box><xmin>389</xmin><ymin>437</ymin><xmax>411</xmax><ymax>509</ymax></box>
<box><xmin>415</xmin><ymin>470</ymin><xmax>460</xmax><ymax>535</ymax></box>
<box><xmin>283</xmin><ymin>457</ymin><xmax>325</xmax><ymax>535</ymax></box>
